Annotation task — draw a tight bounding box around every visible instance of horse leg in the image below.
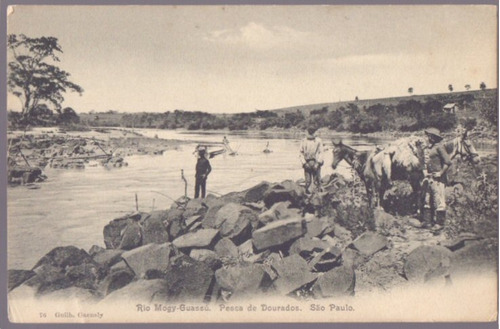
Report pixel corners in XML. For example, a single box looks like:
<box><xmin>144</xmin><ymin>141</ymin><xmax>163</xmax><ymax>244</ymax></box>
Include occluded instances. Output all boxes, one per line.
<box><xmin>365</xmin><ymin>183</ymin><xmax>374</xmax><ymax>208</ymax></box>
<box><xmin>411</xmin><ymin>174</ymin><xmax>425</xmax><ymax>218</ymax></box>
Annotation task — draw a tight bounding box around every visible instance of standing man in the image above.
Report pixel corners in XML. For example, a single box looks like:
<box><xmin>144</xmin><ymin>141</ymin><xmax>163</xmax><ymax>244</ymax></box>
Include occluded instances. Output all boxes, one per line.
<box><xmin>299</xmin><ymin>126</ymin><xmax>324</xmax><ymax>194</ymax></box>
<box><xmin>195</xmin><ymin>147</ymin><xmax>212</xmax><ymax>198</ymax></box>
<box><xmin>421</xmin><ymin>128</ymin><xmax>452</xmax><ymax>230</ymax></box>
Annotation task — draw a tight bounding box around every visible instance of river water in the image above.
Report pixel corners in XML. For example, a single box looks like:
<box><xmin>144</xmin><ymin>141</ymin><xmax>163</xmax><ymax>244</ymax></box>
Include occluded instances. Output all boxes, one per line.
<box><xmin>6</xmin><ymin>129</ymin><xmax>495</xmax><ymax>269</ymax></box>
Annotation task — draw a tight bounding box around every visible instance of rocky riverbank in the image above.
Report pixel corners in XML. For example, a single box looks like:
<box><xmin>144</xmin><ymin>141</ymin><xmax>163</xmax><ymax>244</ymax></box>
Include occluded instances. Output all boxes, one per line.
<box><xmin>7</xmin><ymin>128</ymin><xmax>189</xmax><ymax>185</ymax></box>
<box><xmin>8</xmin><ymin>157</ymin><xmax>498</xmax><ymax>305</ymax></box>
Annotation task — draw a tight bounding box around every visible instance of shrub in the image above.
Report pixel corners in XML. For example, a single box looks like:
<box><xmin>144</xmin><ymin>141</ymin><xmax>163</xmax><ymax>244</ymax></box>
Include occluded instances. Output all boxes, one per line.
<box><xmin>446</xmin><ymin>174</ymin><xmax>498</xmax><ymax>239</ymax></box>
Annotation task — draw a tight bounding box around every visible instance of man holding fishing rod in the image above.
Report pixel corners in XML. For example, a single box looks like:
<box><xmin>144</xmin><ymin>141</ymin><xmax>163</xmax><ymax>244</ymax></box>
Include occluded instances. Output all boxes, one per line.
<box><xmin>194</xmin><ymin>146</ymin><xmax>212</xmax><ymax>198</ymax></box>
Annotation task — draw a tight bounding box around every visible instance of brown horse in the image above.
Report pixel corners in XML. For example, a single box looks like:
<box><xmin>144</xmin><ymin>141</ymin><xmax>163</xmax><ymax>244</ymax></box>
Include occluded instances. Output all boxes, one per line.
<box><xmin>331</xmin><ymin>136</ymin><xmax>480</xmax><ymax>211</ymax></box>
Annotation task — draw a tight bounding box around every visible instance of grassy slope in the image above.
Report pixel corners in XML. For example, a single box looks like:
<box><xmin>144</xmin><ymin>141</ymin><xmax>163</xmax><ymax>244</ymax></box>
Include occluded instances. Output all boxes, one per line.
<box><xmin>78</xmin><ymin>89</ymin><xmax>496</xmax><ymax>125</ymax></box>
<box><xmin>268</xmin><ymin>89</ymin><xmax>497</xmax><ymax>117</ymax></box>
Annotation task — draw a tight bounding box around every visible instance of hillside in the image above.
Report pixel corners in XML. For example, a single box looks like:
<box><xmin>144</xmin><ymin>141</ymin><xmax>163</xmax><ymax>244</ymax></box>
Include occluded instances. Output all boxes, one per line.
<box><xmin>268</xmin><ymin>89</ymin><xmax>497</xmax><ymax>117</ymax></box>
<box><xmin>38</xmin><ymin>88</ymin><xmax>498</xmax><ymax>134</ymax></box>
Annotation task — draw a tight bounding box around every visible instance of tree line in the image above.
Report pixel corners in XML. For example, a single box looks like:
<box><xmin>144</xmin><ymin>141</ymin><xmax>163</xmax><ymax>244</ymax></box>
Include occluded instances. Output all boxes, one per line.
<box><xmin>7</xmin><ymin>34</ymin><xmax>498</xmax><ymax>133</ymax></box>
<box><xmin>82</xmin><ymin>93</ymin><xmax>495</xmax><ymax>134</ymax></box>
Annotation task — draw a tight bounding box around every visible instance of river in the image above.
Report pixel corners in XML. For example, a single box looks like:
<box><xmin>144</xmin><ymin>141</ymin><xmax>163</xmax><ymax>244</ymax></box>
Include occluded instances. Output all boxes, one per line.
<box><xmin>6</xmin><ymin>129</ymin><xmax>494</xmax><ymax>269</ymax></box>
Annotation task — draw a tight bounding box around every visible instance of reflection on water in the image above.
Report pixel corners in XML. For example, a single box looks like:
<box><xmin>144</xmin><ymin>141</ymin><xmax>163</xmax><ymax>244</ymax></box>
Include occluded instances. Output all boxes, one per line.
<box><xmin>7</xmin><ymin>129</ymin><xmax>495</xmax><ymax>269</ymax></box>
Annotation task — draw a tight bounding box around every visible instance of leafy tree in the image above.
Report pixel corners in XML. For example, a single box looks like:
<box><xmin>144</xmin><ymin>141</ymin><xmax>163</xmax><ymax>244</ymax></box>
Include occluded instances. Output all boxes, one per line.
<box><xmin>465</xmin><ymin>84</ymin><xmax>471</xmax><ymax>91</ymax></box>
<box><xmin>480</xmin><ymin>82</ymin><xmax>487</xmax><ymax>91</ymax></box>
<box><xmin>7</xmin><ymin>34</ymin><xmax>83</xmax><ymax>121</ymax></box>
<box><xmin>477</xmin><ymin>97</ymin><xmax>498</xmax><ymax>127</ymax></box>
<box><xmin>408</xmin><ymin>87</ymin><xmax>413</xmax><ymax>95</ymax></box>
<box><xmin>448</xmin><ymin>84</ymin><xmax>453</xmax><ymax>93</ymax></box>
<box><xmin>57</xmin><ymin>107</ymin><xmax>80</xmax><ymax>125</ymax></box>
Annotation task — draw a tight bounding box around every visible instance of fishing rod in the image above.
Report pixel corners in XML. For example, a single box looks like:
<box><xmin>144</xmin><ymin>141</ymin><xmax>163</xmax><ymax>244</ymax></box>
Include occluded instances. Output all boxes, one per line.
<box><xmin>149</xmin><ymin>190</ymin><xmax>183</xmax><ymax>206</ymax></box>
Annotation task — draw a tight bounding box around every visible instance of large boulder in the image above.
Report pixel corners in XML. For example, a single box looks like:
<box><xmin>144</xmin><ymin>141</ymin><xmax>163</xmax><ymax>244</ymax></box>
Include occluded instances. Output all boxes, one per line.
<box><xmin>309</xmin><ymin>247</ymin><xmax>342</xmax><ymax>272</ymax></box>
<box><xmin>215</xmin><ymin>263</ymin><xmax>267</xmax><ymax>298</ymax></box>
<box><xmin>183</xmin><ymin>198</ymin><xmax>208</xmax><ymax>218</ymax></box>
<box><xmin>403</xmin><ymin>245</ymin><xmax>453</xmax><ymax>284</ymax></box>
<box><xmin>65</xmin><ymin>263</ymin><xmax>104</xmax><ymax>290</ymax></box>
<box><xmin>333</xmin><ymin>224</ymin><xmax>353</xmax><ymax>246</ymax></box>
<box><xmin>32</xmin><ymin>246</ymin><xmax>93</xmax><ymax>270</ymax></box>
<box><xmin>214</xmin><ymin>238</ymin><xmax>239</xmax><ymax>259</ymax></box>
<box><xmin>118</xmin><ymin>221</ymin><xmax>143</xmax><ymax>250</ymax></box>
<box><xmin>141</xmin><ymin>211</ymin><xmax>170</xmax><ymax>245</ymax></box>
<box><xmin>172</xmin><ymin>229</ymin><xmax>219</xmax><ymax>249</ymax></box>
<box><xmin>263</xmin><ymin>180</ymin><xmax>304</xmax><ymax>208</ymax></box>
<box><xmin>92</xmin><ymin>249</ymin><xmax>124</xmax><ymax>269</ymax></box>
<box><xmin>238</xmin><ymin>239</ymin><xmax>269</xmax><ymax>263</ymax></box>
<box><xmin>8</xmin><ymin>270</ymin><xmax>36</xmax><ymax>292</ymax></box>
<box><xmin>341</xmin><ymin>248</ymin><xmax>366</xmax><ymax>269</ymax></box>
<box><xmin>166</xmin><ymin>208</ymin><xmax>186</xmax><ymax>239</ymax></box>
<box><xmin>305</xmin><ymin>216</ymin><xmax>335</xmax><ymax>238</ymax></box>
<box><xmin>312</xmin><ymin>265</ymin><xmax>355</xmax><ymax>298</ymax></box>
<box><xmin>201</xmin><ymin>201</ymin><xmax>224</xmax><ymax>228</ymax></box>
<box><xmin>258</xmin><ymin>201</ymin><xmax>300</xmax><ymax>225</ymax></box>
<box><xmin>121</xmin><ymin>243</ymin><xmax>175</xmax><ymax>278</ymax></box>
<box><xmin>103</xmin><ymin>213</ymin><xmax>144</xmax><ymax>249</ymax></box>
<box><xmin>24</xmin><ymin>264</ymin><xmax>72</xmax><ymax>295</ymax></box>
<box><xmin>98</xmin><ymin>269</ymin><xmax>135</xmax><ymax>296</ymax></box>
<box><xmin>214</xmin><ymin>203</ymin><xmax>256</xmax><ymax>241</ymax></box>
<box><xmin>153</xmin><ymin>255</ymin><xmax>214</xmax><ymax>303</ymax></box>
<box><xmin>450</xmin><ymin>239</ymin><xmax>498</xmax><ymax>276</ymax></box>
<box><xmin>350</xmin><ymin>232</ymin><xmax>388</xmax><ymax>256</ymax></box>
<box><xmin>242</xmin><ymin>182</ymin><xmax>271</xmax><ymax>203</ymax></box>
<box><xmin>252</xmin><ymin>217</ymin><xmax>306</xmax><ymax>251</ymax></box>
<box><xmin>289</xmin><ymin>237</ymin><xmax>330</xmax><ymax>259</ymax></box>
<box><xmin>189</xmin><ymin>249</ymin><xmax>221</xmax><ymax>271</ymax></box>
<box><xmin>271</xmin><ymin>254</ymin><xmax>318</xmax><ymax>295</ymax></box>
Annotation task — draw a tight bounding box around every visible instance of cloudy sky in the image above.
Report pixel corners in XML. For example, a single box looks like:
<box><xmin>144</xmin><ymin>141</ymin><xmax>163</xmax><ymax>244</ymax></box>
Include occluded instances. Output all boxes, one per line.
<box><xmin>6</xmin><ymin>5</ymin><xmax>497</xmax><ymax>113</ymax></box>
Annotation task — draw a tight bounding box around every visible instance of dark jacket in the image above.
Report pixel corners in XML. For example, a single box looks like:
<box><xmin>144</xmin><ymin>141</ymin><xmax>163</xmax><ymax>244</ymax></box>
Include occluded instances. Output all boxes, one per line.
<box><xmin>195</xmin><ymin>157</ymin><xmax>212</xmax><ymax>178</ymax></box>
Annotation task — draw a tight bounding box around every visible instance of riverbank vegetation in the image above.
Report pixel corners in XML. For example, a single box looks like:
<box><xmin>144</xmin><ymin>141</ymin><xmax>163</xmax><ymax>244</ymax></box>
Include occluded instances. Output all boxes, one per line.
<box><xmin>11</xmin><ymin>89</ymin><xmax>496</xmax><ymax>136</ymax></box>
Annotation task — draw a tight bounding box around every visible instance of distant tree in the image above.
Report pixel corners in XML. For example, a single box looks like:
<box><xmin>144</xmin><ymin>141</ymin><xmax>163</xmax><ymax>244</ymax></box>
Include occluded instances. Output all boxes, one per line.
<box><xmin>7</xmin><ymin>34</ymin><xmax>83</xmax><ymax>121</ymax></box>
<box><xmin>465</xmin><ymin>84</ymin><xmax>471</xmax><ymax>91</ymax></box>
<box><xmin>480</xmin><ymin>82</ymin><xmax>487</xmax><ymax>91</ymax></box>
<box><xmin>448</xmin><ymin>84</ymin><xmax>453</xmax><ymax>93</ymax></box>
<box><xmin>408</xmin><ymin>87</ymin><xmax>413</xmax><ymax>95</ymax></box>
<box><xmin>355</xmin><ymin>96</ymin><xmax>359</xmax><ymax>101</ymax></box>
<box><xmin>57</xmin><ymin>107</ymin><xmax>80</xmax><ymax>125</ymax></box>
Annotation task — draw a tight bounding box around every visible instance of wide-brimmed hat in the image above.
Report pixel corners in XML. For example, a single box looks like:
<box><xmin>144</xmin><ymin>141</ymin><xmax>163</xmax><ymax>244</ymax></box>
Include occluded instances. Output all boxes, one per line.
<box><xmin>424</xmin><ymin>127</ymin><xmax>443</xmax><ymax>141</ymax></box>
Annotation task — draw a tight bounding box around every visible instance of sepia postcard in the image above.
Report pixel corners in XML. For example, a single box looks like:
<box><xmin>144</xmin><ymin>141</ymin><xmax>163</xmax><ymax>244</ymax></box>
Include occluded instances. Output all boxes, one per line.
<box><xmin>4</xmin><ymin>4</ymin><xmax>498</xmax><ymax>324</ymax></box>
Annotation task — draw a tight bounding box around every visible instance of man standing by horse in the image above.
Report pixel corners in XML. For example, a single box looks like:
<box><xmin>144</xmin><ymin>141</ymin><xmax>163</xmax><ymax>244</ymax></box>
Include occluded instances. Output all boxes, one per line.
<box><xmin>421</xmin><ymin>127</ymin><xmax>452</xmax><ymax>231</ymax></box>
<box><xmin>299</xmin><ymin>126</ymin><xmax>324</xmax><ymax>194</ymax></box>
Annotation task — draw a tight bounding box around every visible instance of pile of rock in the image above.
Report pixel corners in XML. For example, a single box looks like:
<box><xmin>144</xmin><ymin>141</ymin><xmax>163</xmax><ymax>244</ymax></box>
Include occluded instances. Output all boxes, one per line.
<box><xmin>8</xmin><ymin>178</ymin><xmax>498</xmax><ymax>305</ymax></box>
<box><xmin>8</xmin><ymin>165</ymin><xmax>47</xmax><ymax>185</ymax></box>
<box><xmin>7</xmin><ymin>134</ymin><xmax>129</xmax><ymax>185</ymax></box>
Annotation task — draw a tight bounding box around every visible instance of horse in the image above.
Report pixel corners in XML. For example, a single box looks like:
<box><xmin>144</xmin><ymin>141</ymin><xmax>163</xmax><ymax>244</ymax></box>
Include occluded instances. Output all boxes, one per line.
<box><xmin>330</xmin><ymin>139</ymin><xmax>396</xmax><ymax>209</ymax></box>
<box><xmin>331</xmin><ymin>136</ymin><xmax>481</xmax><ymax>211</ymax></box>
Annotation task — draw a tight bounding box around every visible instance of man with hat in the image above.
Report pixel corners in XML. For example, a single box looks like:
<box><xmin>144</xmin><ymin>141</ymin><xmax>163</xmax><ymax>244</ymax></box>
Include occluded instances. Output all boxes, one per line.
<box><xmin>194</xmin><ymin>146</ymin><xmax>212</xmax><ymax>198</ymax></box>
<box><xmin>421</xmin><ymin>127</ymin><xmax>452</xmax><ymax>230</ymax></box>
<box><xmin>299</xmin><ymin>126</ymin><xmax>324</xmax><ymax>194</ymax></box>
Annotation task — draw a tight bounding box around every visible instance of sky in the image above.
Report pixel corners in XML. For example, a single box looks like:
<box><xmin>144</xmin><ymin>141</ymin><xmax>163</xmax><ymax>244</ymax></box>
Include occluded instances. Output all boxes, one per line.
<box><xmin>6</xmin><ymin>5</ymin><xmax>498</xmax><ymax>114</ymax></box>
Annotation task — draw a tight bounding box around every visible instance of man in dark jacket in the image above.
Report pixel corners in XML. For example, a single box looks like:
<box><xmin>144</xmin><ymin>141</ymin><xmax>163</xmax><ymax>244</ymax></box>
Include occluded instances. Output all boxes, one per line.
<box><xmin>195</xmin><ymin>147</ymin><xmax>212</xmax><ymax>198</ymax></box>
